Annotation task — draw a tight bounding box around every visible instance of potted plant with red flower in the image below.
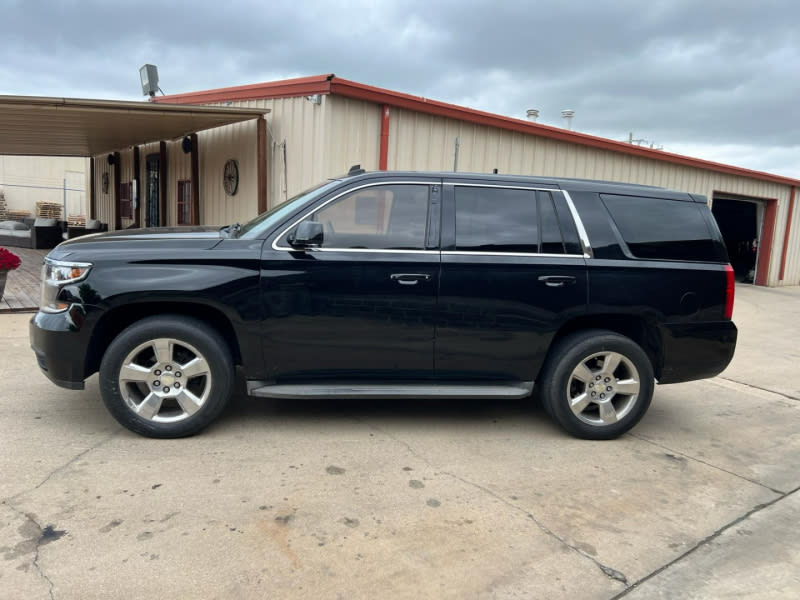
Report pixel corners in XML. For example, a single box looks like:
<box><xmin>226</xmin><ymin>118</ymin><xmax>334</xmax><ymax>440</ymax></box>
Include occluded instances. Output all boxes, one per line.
<box><xmin>0</xmin><ymin>247</ymin><xmax>22</xmax><ymax>300</ymax></box>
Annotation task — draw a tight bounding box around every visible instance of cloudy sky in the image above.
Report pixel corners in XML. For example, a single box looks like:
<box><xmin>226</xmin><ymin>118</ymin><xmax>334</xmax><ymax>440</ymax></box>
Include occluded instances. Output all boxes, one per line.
<box><xmin>2</xmin><ymin>0</ymin><xmax>798</xmax><ymax>178</ymax></box>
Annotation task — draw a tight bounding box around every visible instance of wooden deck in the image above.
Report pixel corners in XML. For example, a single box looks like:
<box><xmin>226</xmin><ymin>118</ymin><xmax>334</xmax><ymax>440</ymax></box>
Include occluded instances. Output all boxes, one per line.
<box><xmin>1</xmin><ymin>247</ymin><xmax>48</xmax><ymax>312</ymax></box>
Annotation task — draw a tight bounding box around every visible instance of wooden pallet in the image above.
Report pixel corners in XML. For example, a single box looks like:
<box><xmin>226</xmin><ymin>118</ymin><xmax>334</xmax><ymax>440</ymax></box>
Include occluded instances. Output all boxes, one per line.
<box><xmin>68</xmin><ymin>214</ymin><xmax>87</xmax><ymax>227</ymax></box>
<box><xmin>7</xmin><ymin>209</ymin><xmax>31</xmax><ymax>220</ymax></box>
<box><xmin>36</xmin><ymin>202</ymin><xmax>63</xmax><ymax>220</ymax></box>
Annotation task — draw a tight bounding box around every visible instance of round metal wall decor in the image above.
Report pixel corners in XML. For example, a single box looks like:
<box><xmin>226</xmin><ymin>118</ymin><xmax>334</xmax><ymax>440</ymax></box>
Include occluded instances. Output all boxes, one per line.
<box><xmin>223</xmin><ymin>159</ymin><xmax>239</xmax><ymax>196</ymax></box>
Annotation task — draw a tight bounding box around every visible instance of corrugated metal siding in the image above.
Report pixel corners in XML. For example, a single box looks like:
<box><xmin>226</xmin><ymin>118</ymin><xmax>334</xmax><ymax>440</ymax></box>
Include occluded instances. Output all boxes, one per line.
<box><xmin>325</xmin><ymin>97</ymin><xmax>381</xmax><ymax>176</ymax></box>
<box><xmin>197</xmin><ymin>118</ymin><xmax>259</xmax><ymax>225</ymax></box>
<box><xmin>780</xmin><ymin>189</ymin><xmax>800</xmax><ymax>285</ymax></box>
<box><xmin>205</xmin><ymin>96</ymin><xmax>379</xmax><ymax>212</ymax></box>
<box><xmin>94</xmin><ymin>155</ymin><xmax>114</xmax><ymax>227</ymax></box>
<box><xmin>215</xmin><ymin>97</ymin><xmax>329</xmax><ymax>211</ymax></box>
<box><xmin>387</xmin><ymin>107</ymin><xmax>796</xmax><ymax>286</ymax></box>
<box><xmin>168</xmin><ymin>141</ymin><xmax>191</xmax><ymax>226</ymax></box>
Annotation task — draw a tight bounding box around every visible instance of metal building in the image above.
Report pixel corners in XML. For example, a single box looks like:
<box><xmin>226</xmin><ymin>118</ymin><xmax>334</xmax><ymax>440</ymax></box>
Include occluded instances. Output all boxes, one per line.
<box><xmin>86</xmin><ymin>74</ymin><xmax>798</xmax><ymax>287</ymax></box>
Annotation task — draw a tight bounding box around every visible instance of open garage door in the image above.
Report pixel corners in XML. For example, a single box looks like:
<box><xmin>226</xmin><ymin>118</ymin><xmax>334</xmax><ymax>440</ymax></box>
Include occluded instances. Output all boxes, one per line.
<box><xmin>712</xmin><ymin>193</ymin><xmax>778</xmax><ymax>286</ymax></box>
<box><xmin>712</xmin><ymin>197</ymin><xmax>763</xmax><ymax>283</ymax></box>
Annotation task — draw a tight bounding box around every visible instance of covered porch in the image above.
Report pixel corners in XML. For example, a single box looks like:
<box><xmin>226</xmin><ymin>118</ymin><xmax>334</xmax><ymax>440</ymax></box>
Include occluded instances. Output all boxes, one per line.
<box><xmin>0</xmin><ymin>95</ymin><xmax>267</xmax><ymax>231</ymax></box>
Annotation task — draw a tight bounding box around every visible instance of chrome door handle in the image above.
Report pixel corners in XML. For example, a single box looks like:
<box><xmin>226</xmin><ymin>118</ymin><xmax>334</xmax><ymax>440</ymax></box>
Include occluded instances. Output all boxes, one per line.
<box><xmin>538</xmin><ymin>275</ymin><xmax>576</xmax><ymax>288</ymax></box>
<box><xmin>391</xmin><ymin>273</ymin><xmax>431</xmax><ymax>285</ymax></box>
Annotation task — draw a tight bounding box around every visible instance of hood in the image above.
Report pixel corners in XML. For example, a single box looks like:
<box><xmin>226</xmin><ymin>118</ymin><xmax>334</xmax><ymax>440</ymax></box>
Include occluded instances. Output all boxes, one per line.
<box><xmin>61</xmin><ymin>226</ymin><xmax>222</xmax><ymax>243</ymax></box>
<box><xmin>49</xmin><ymin>226</ymin><xmax>225</xmax><ymax>260</ymax></box>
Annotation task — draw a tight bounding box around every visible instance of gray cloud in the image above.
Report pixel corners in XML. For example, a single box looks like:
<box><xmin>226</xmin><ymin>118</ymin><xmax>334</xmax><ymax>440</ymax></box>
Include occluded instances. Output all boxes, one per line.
<box><xmin>1</xmin><ymin>0</ymin><xmax>798</xmax><ymax>177</ymax></box>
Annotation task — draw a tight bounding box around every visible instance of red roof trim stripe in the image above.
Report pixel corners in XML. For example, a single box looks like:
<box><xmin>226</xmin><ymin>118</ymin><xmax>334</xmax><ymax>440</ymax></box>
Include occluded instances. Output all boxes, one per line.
<box><xmin>156</xmin><ymin>74</ymin><xmax>800</xmax><ymax>187</ymax></box>
<box><xmin>154</xmin><ymin>74</ymin><xmax>333</xmax><ymax>105</ymax></box>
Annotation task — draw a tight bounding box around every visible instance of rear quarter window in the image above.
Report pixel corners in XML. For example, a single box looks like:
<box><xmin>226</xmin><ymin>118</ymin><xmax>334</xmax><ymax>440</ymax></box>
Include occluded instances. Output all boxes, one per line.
<box><xmin>600</xmin><ymin>194</ymin><xmax>724</xmax><ymax>262</ymax></box>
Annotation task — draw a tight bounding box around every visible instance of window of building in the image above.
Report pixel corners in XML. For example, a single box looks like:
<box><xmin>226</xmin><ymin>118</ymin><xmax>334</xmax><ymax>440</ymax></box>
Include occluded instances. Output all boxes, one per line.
<box><xmin>119</xmin><ymin>182</ymin><xmax>133</xmax><ymax>219</ymax></box>
<box><xmin>177</xmin><ymin>180</ymin><xmax>192</xmax><ymax>225</ymax></box>
<box><xmin>302</xmin><ymin>184</ymin><xmax>429</xmax><ymax>250</ymax></box>
<box><xmin>601</xmin><ymin>194</ymin><xmax>719</xmax><ymax>261</ymax></box>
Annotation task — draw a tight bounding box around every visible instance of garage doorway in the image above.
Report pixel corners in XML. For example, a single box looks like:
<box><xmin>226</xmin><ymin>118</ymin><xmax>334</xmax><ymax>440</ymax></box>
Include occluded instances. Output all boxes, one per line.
<box><xmin>712</xmin><ymin>197</ymin><xmax>761</xmax><ymax>283</ymax></box>
<box><xmin>712</xmin><ymin>193</ymin><xmax>776</xmax><ymax>285</ymax></box>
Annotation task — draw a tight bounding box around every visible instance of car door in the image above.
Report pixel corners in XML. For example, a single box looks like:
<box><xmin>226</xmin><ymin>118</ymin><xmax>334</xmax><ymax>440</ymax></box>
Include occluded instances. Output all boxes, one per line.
<box><xmin>259</xmin><ymin>179</ymin><xmax>441</xmax><ymax>382</ymax></box>
<box><xmin>435</xmin><ymin>181</ymin><xmax>588</xmax><ymax>382</ymax></box>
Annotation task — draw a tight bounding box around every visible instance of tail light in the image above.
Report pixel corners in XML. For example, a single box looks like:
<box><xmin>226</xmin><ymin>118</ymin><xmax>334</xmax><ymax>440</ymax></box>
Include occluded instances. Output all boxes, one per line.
<box><xmin>723</xmin><ymin>264</ymin><xmax>735</xmax><ymax>320</ymax></box>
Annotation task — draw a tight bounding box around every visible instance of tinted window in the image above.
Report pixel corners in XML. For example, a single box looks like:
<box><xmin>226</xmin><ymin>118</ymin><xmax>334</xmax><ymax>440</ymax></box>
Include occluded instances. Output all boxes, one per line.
<box><xmin>305</xmin><ymin>184</ymin><xmax>429</xmax><ymax>250</ymax></box>
<box><xmin>601</xmin><ymin>194</ymin><xmax>719</xmax><ymax>261</ymax></box>
<box><xmin>553</xmin><ymin>192</ymin><xmax>582</xmax><ymax>255</ymax></box>
<box><xmin>455</xmin><ymin>187</ymin><xmax>538</xmax><ymax>253</ymax></box>
<box><xmin>539</xmin><ymin>191</ymin><xmax>566</xmax><ymax>254</ymax></box>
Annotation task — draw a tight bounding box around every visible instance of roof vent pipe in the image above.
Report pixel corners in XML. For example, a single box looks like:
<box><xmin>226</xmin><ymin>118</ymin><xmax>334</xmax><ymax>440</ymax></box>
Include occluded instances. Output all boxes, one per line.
<box><xmin>561</xmin><ymin>109</ymin><xmax>575</xmax><ymax>130</ymax></box>
<box><xmin>526</xmin><ymin>109</ymin><xmax>539</xmax><ymax>122</ymax></box>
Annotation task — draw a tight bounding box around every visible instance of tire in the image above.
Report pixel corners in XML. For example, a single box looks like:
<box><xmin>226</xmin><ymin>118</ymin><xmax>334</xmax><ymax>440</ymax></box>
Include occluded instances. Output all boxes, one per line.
<box><xmin>537</xmin><ymin>329</ymin><xmax>654</xmax><ymax>440</ymax></box>
<box><xmin>99</xmin><ymin>315</ymin><xmax>234</xmax><ymax>438</ymax></box>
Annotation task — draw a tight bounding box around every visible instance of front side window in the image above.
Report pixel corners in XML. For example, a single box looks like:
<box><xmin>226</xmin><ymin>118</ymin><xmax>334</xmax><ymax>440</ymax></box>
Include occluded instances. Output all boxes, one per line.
<box><xmin>300</xmin><ymin>184</ymin><xmax>430</xmax><ymax>250</ymax></box>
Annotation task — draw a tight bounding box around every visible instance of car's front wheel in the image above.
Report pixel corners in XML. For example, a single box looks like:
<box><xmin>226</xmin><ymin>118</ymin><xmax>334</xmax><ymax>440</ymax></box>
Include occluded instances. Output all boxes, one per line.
<box><xmin>537</xmin><ymin>329</ymin><xmax>654</xmax><ymax>440</ymax></box>
<box><xmin>99</xmin><ymin>315</ymin><xmax>234</xmax><ymax>438</ymax></box>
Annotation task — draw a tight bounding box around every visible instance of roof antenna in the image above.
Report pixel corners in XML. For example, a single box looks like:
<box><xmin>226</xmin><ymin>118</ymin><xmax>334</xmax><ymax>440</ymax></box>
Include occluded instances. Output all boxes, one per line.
<box><xmin>348</xmin><ymin>164</ymin><xmax>365</xmax><ymax>176</ymax></box>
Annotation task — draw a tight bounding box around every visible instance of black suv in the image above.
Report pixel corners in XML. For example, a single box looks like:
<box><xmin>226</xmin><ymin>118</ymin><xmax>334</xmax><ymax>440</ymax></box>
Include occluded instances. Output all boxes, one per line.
<box><xmin>30</xmin><ymin>169</ymin><xmax>737</xmax><ymax>439</ymax></box>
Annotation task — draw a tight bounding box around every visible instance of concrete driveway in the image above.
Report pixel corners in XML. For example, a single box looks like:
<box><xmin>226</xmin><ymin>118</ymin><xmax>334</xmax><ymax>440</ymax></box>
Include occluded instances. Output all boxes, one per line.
<box><xmin>1</xmin><ymin>285</ymin><xmax>798</xmax><ymax>599</ymax></box>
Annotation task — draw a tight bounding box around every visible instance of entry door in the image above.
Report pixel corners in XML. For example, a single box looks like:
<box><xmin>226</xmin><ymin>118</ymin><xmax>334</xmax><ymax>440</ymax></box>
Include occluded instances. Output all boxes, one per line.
<box><xmin>436</xmin><ymin>183</ymin><xmax>587</xmax><ymax>382</ymax></box>
<box><xmin>259</xmin><ymin>182</ymin><xmax>441</xmax><ymax>382</ymax></box>
<box><xmin>145</xmin><ymin>154</ymin><xmax>160</xmax><ymax>227</ymax></box>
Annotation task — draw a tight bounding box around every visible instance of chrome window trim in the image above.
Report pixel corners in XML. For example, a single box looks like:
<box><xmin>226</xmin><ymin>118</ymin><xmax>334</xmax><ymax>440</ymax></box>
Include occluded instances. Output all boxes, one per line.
<box><xmin>295</xmin><ymin>248</ymin><xmax>439</xmax><ymax>255</ymax></box>
<box><xmin>443</xmin><ymin>182</ymin><xmax>558</xmax><ymax>192</ymax></box>
<box><xmin>442</xmin><ymin>251</ymin><xmax>587</xmax><ymax>259</ymax></box>
<box><xmin>271</xmin><ymin>180</ymin><xmax>436</xmax><ymax>252</ymax></box>
<box><xmin>560</xmin><ymin>190</ymin><xmax>594</xmax><ymax>258</ymax></box>
<box><xmin>445</xmin><ymin>182</ymin><xmax>592</xmax><ymax>258</ymax></box>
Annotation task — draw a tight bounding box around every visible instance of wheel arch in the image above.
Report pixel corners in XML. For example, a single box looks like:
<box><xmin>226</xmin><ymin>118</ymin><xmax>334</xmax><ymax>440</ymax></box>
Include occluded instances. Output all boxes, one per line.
<box><xmin>86</xmin><ymin>301</ymin><xmax>244</xmax><ymax>378</ymax></box>
<box><xmin>545</xmin><ymin>314</ymin><xmax>663</xmax><ymax>381</ymax></box>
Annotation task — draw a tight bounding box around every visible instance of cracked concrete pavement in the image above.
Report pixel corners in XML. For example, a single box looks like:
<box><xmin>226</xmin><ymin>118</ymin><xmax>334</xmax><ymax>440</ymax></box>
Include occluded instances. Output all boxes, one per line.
<box><xmin>1</xmin><ymin>284</ymin><xmax>799</xmax><ymax>599</ymax></box>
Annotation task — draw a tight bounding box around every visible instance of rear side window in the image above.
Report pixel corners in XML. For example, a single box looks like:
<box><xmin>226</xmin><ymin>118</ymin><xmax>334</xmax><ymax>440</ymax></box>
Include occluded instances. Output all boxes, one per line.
<box><xmin>601</xmin><ymin>194</ymin><xmax>721</xmax><ymax>262</ymax></box>
<box><xmin>454</xmin><ymin>186</ymin><xmax>572</xmax><ymax>254</ymax></box>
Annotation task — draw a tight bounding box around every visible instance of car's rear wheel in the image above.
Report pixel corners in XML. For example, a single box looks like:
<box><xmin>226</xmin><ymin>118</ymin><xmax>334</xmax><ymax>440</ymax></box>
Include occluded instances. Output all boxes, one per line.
<box><xmin>99</xmin><ymin>315</ymin><xmax>234</xmax><ymax>438</ymax></box>
<box><xmin>537</xmin><ymin>329</ymin><xmax>654</xmax><ymax>439</ymax></box>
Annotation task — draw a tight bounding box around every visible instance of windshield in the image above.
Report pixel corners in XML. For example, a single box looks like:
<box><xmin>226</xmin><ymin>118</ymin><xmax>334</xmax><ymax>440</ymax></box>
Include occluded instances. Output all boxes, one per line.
<box><xmin>238</xmin><ymin>179</ymin><xmax>340</xmax><ymax>239</ymax></box>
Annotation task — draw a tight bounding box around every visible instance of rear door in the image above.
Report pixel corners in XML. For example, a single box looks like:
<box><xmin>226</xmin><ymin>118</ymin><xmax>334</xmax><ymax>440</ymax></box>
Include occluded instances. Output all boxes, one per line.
<box><xmin>435</xmin><ymin>181</ymin><xmax>588</xmax><ymax>382</ymax></box>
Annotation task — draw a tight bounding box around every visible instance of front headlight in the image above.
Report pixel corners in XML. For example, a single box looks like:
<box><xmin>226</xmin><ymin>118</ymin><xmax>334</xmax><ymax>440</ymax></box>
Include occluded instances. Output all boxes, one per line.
<box><xmin>40</xmin><ymin>258</ymin><xmax>92</xmax><ymax>313</ymax></box>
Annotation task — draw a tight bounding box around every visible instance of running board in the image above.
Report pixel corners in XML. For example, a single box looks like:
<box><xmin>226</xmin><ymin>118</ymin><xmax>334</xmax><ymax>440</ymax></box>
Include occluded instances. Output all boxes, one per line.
<box><xmin>247</xmin><ymin>381</ymin><xmax>534</xmax><ymax>400</ymax></box>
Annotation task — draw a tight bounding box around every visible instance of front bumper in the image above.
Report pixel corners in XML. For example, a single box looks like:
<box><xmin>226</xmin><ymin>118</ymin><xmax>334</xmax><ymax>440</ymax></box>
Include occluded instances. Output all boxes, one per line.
<box><xmin>658</xmin><ymin>320</ymin><xmax>738</xmax><ymax>384</ymax></box>
<box><xmin>29</xmin><ymin>308</ymin><xmax>91</xmax><ymax>390</ymax></box>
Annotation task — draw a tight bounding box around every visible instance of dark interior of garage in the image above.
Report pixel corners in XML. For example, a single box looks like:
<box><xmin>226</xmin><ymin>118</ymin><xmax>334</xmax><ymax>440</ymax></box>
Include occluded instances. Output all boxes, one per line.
<box><xmin>712</xmin><ymin>198</ymin><xmax>759</xmax><ymax>283</ymax></box>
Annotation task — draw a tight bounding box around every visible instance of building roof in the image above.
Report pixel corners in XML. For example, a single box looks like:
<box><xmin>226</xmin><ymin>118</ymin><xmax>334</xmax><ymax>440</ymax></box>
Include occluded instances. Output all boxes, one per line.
<box><xmin>155</xmin><ymin>74</ymin><xmax>799</xmax><ymax>189</ymax></box>
<box><xmin>0</xmin><ymin>95</ymin><xmax>267</xmax><ymax>156</ymax></box>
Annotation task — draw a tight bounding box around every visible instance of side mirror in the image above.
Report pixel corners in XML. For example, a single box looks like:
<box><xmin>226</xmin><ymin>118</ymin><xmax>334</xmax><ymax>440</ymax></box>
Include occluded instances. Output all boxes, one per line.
<box><xmin>289</xmin><ymin>221</ymin><xmax>324</xmax><ymax>248</ymax></box>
